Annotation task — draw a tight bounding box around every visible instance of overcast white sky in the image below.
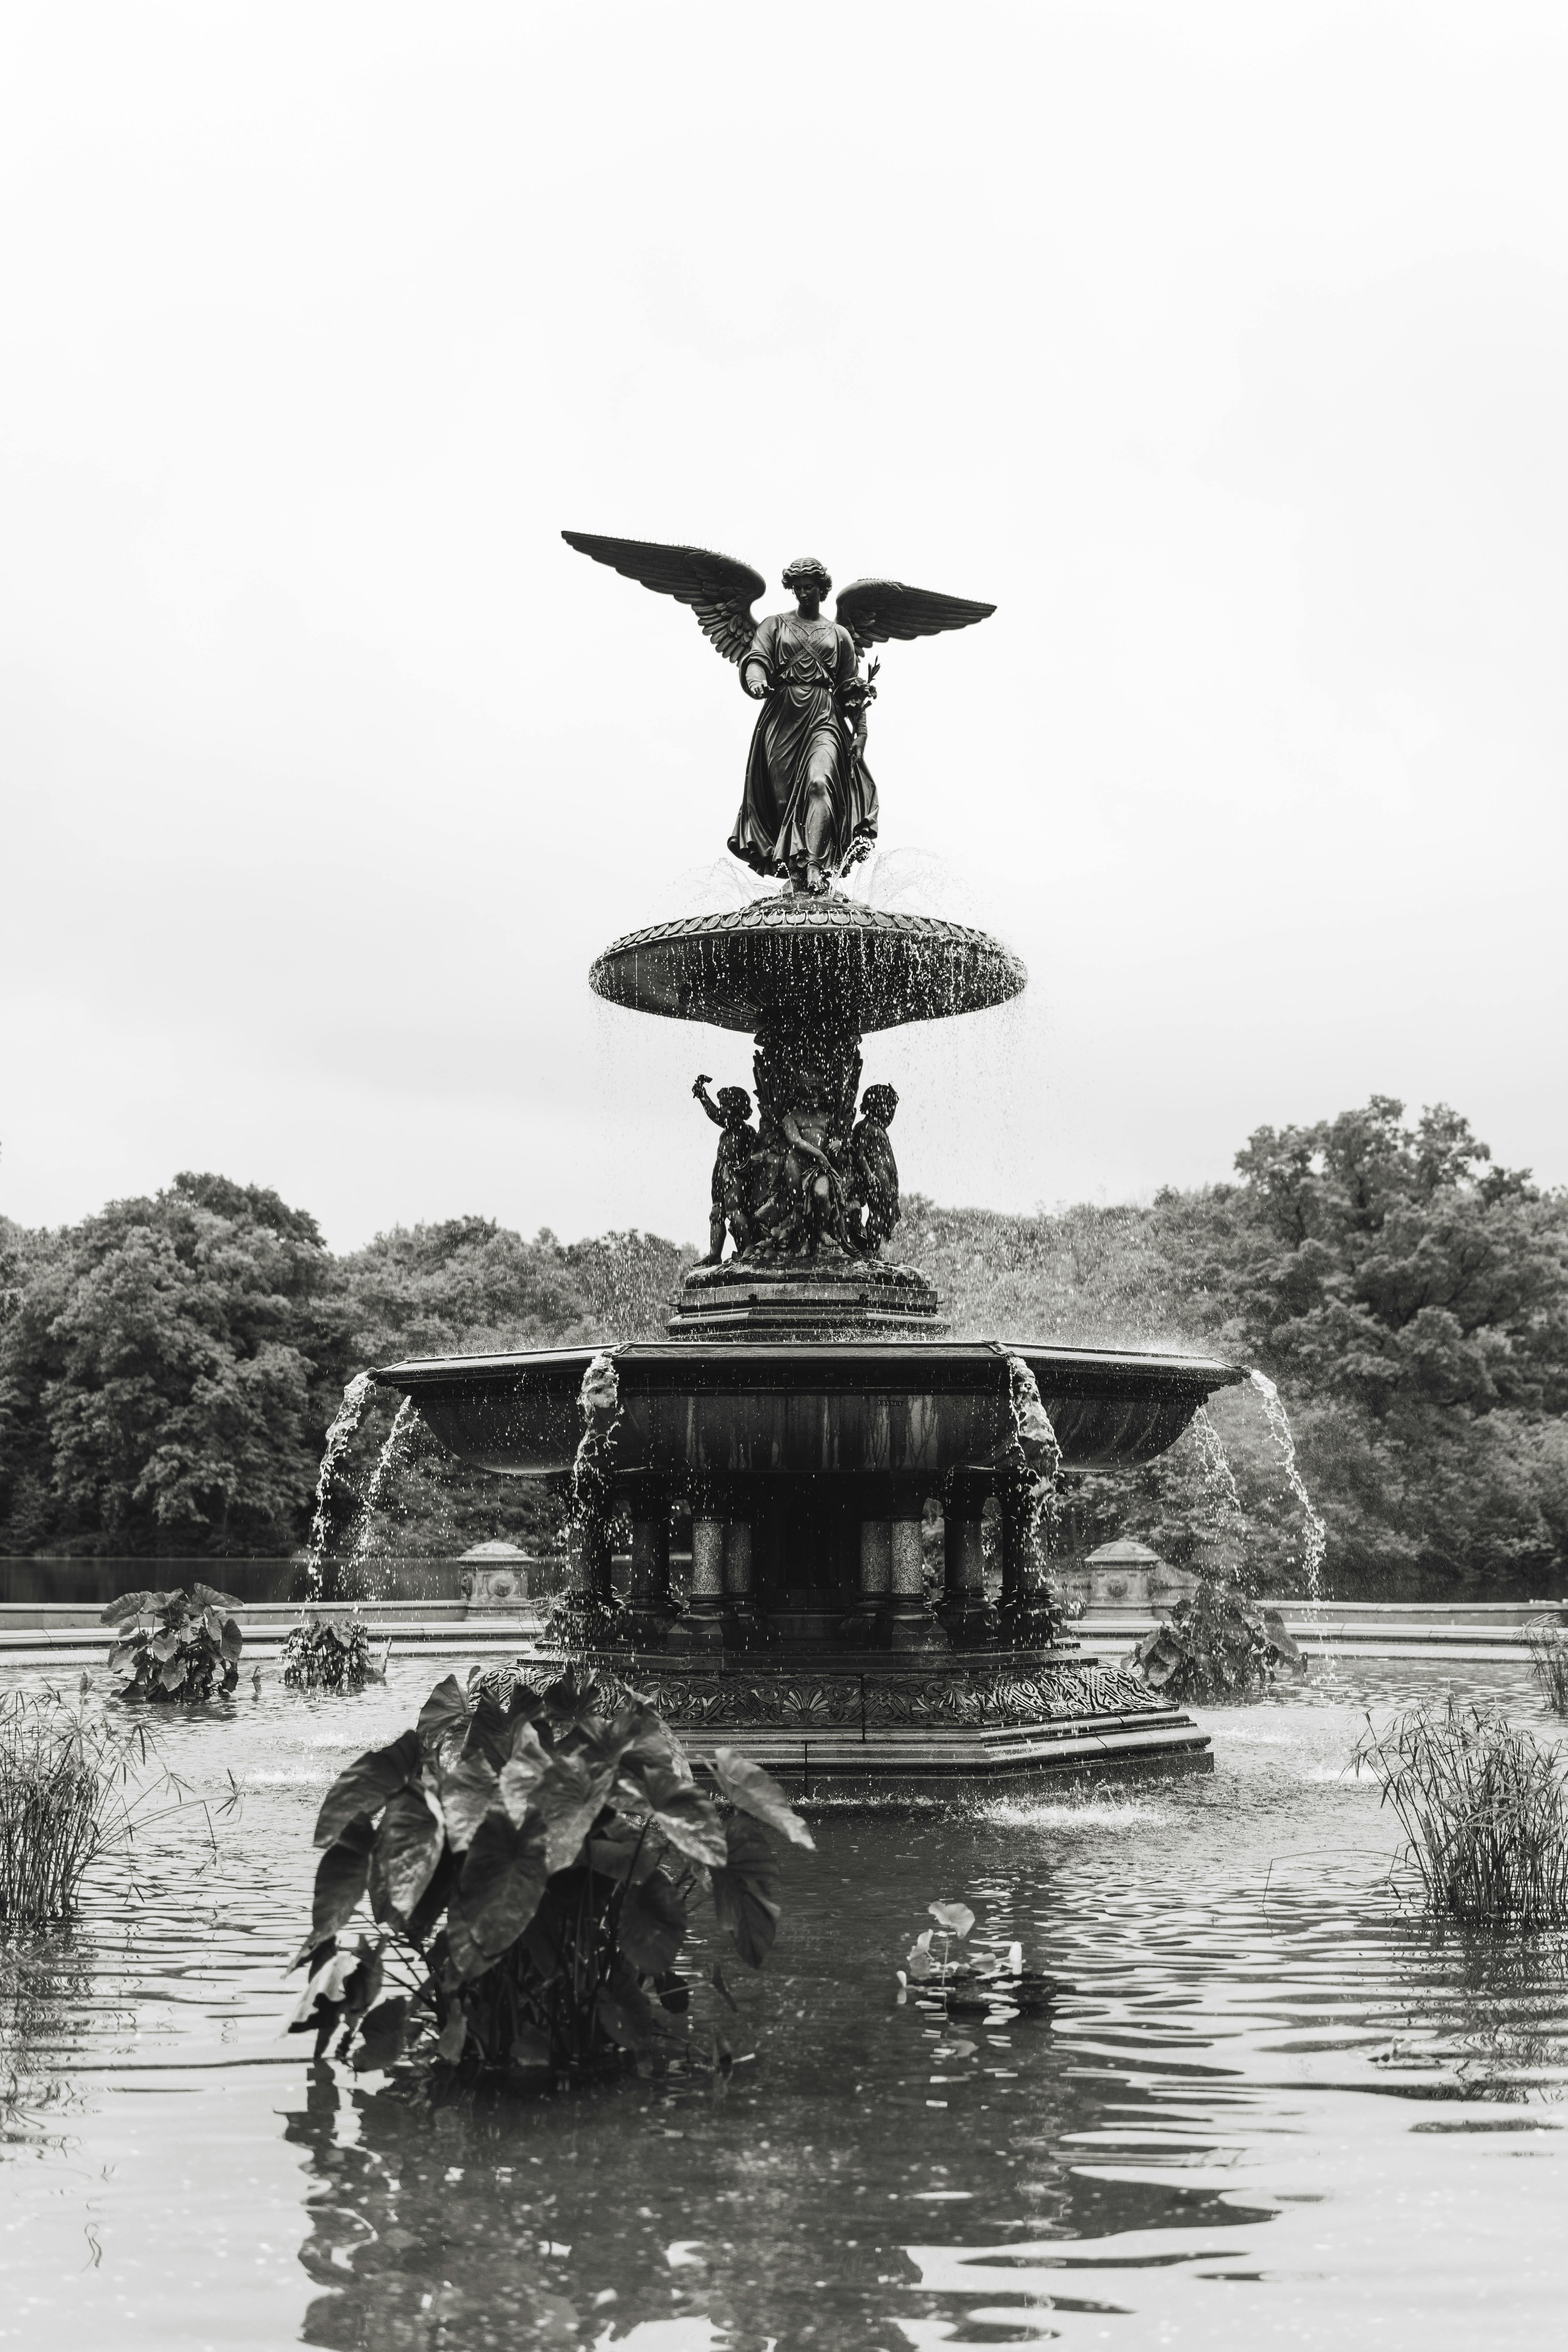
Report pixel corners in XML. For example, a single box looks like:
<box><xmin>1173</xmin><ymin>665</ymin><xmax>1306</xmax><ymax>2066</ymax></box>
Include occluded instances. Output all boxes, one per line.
<box><xmin>3</xmin><ymin>2</ymin><xmax>1566</xmax><ymax>1254</ymax></box>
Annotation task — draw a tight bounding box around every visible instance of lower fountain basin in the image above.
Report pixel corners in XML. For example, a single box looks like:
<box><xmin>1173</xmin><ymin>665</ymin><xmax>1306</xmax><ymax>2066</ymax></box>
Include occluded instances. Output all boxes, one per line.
<box><xmin>373</xmin><ymin>1338</ymin><xmax>1242</xmax><ymax>1479</ymax></box>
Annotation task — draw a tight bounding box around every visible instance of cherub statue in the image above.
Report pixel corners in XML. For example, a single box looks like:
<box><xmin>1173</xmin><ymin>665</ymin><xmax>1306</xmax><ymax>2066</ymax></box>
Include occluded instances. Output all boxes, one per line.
<box><xmin>691</xmin><ymin>1075</ymin><xmax>758</xmax><ymax>1264</ymax></box>
<box><xmin>754</xmin><ymin>1072</ymin><xmax>858</xmax><ymax>1259</ymax></box>
<box><xmin>850</xmin><ymin>1084</ymin><xmax>901</xmax><ymax>1255</ymax></box>
<box><xmin>562</xmin><ymin>532</ymin><xmax>995</xmax><ymax>897</ymax></box>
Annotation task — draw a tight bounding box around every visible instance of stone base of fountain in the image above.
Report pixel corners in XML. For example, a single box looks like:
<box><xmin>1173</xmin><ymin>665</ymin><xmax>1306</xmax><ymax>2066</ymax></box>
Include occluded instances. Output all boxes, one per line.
<box><xmin>670</xmin><ymin>1254</ymin><xmax>943</xmax><ymax>1339</ymax></box>
<box><xmin>573</xmin><ymin>1643</ymin><xmax>1212</xmax><ymax>1794</ymax></box>
<box><xmin>378</xmin><ymin>1334</ymin><xmax>1241</xmax><ymax>1786</ymax></box>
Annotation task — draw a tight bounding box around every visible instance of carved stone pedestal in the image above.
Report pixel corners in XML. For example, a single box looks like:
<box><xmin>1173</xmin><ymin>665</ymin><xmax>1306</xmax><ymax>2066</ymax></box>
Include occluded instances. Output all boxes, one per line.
<box><xmin>554</xmin><ymin>1644</ymin><xmax>1212</xmax><ymax>1795</ymax></box>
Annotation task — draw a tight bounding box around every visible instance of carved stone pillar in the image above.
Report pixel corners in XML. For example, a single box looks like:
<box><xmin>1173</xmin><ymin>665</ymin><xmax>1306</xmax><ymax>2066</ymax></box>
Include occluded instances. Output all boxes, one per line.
<box><xmin>940</xmin><ymin>1468</ymin><xmax>996</xmax><ymax>1645</ymax></box>
<box><xmin>722</xmin><ymin>1515</ymin><xmax>763</xmax><ymax>1648</ymax></box>
<box><xmin>885</xmin><ymin>1498</ymin><xmax>947</xmax><ymax>1652</ymax></box>
<box><xmin>841</xmin><ymin>1517</ymin><xmax>891</xmax><ymax>1643</ymax></box>
<box><xmin>685</xmin><ymin>1515</ymin><xmax>728</xmax><ymax>1654</ymax></box>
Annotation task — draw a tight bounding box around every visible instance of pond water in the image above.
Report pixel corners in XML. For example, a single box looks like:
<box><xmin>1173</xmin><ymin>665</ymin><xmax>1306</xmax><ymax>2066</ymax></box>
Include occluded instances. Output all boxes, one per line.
<box><xmin>3</xmin><ymin>1656</ymin><xmax>1567</xmax><ymax>2350</ymax></box>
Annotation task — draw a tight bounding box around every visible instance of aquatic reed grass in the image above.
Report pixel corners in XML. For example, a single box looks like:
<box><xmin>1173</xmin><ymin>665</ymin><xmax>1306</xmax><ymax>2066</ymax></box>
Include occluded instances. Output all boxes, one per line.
<box><xmin>1526</xmin><ymin>1619</ymin><xmax>1568</xmax><ymax>1715</ymax></box>
<box><xmin>0</xmin><ymin>1687</ymin><xmax>168</xmax><ymax>1929</ymax></box>
<box><xmin>1356</xmin><ymin>1696</ymin><xmax>1568</xmax><ymax>1929</ymax></box>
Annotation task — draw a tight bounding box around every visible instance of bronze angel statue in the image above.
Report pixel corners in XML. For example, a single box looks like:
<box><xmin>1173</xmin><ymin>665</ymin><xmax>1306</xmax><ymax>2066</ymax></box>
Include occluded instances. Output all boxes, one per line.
<box><xmin>563</xmin><ymin>532</ymin><xmax>996</xmax><ymax>896</ymax></box>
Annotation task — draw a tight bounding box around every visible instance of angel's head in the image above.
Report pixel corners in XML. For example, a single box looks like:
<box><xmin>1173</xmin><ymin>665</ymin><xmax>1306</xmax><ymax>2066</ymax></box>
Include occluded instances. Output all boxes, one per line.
<box><xmin>860</xmin><ymin>1084</ymin><xmax>898</xmax><ymax>1127</ymax></box>
<box><xmin>782</xmin><ymin>556</ymin><xmax>831</xmax><ymax>613</ymax></box>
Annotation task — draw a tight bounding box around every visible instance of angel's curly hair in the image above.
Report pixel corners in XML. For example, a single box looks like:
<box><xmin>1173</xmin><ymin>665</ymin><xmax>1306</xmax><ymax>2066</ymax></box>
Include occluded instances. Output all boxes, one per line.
<box><xmin>782</xmin><ymin>555</ymin><xmax>832</xmax><ymax>597</ymax></box>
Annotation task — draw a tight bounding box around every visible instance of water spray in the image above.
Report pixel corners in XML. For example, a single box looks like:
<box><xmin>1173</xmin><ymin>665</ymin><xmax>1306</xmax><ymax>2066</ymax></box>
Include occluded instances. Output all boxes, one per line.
<box><xmin>343</xmin><ymin>1394</ymin><xmax>421</xmax><ymax>1601</ymax></box>
<box><xmin>305</xmin><ymin>1371</ymin><xmax>376</xmax><ymax>1601</ymax></box>
<box><xmin>1248</xmin><ymin>1369</ymin><xmax>1333</xmax><ymax>1679</ymax></box>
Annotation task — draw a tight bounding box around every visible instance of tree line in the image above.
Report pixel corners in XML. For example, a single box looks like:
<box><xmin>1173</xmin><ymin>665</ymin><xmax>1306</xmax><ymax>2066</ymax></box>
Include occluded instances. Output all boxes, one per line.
<box><xmin>2</xmin><ymin>1097</ymin><xmax>1566</xmax><ymax>1597</ymax></box>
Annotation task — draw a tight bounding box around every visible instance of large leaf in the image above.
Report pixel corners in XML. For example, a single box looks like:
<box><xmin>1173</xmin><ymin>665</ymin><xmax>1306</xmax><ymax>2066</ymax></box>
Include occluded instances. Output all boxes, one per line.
<box><xmin>403</xmin><ymin>1846</ymin><xmax>458</xmax><ymax>1947</ymax></box>
<box><xmin>287</xmin><ymin>1945</ymin><xmax>359</xmax><ymax>2030</ymax></box>
<box><xmin>461</xmin><ymin>1689</ymin><xmax>515</xmax><ymax>1771</ymax></box>
<box><xmin>438</xmin><ymin>1755</ymin><xmax>500</xmax><ymax>1852</ymax></box>
<box><xmin>542</xmin><ymin>1663</ymin><xmax>614</xmax><ymax>1730</ymax></box>
<box><xmin>314</xmin><ymin>1730</ymin><xmax>421</xmax><ymax>1849</ymax></box>
<box><xmin>493</xmin><ymin>1680</ymin><xmax>549</xmax><ymax>1744</ymax></box>
<box><xmin>618</xmin><ymin>1868</ymin><xmax>687</xmax><ymax>1977</ymax></box>
<box><xmin>711</xmin><ymin>1815</ymin><xmax>781</xmax><ymax>1967</ymax></box>
<box><xmin>498</xmin><ymin>1726</ymin><xmax>550</xmax><ymax>1824</ymax></box>
<box><xmin>710</xmin><ymin>1749</ymin><xmax>815</xmax><ymax>1849</ymax></box>
<box><xmin>578</xmin><ymin>1701</ymin><xmax>659</xmax><ymax>1769</ymax></box>
<box><xmin>532</xmin><ymin>1749</ymin><xmax>619</xmax><ymax>1876</ymax></box>
<box><xmin>190</xmin><ymin>1582</ymin><xmax>243</xmax><ymax>1612</ymax></box>
<box><xmin>369</xmin><ymin>1785</ymin><xmax>445</xmax><ymax>1925</ymax></box>
<box><xmin>454</xmin><ymin>1808</ymin><xmax>550</xmax><ymax>1957</ymax></box>
<box><xmin>615</xmin><ymin>1757</ymin><xmax>727</xmax><ymax>1869</ymax></box>
<box><xmin>432</xmin><ymin>1917</ymin><xmax>498</xmax><ymax>1988</ymax></box>
<box><xmin>219</xmin><ymin>1616</ymin><xmax>243</xmax><ymax>1663</ymax></box>
<box><xmin>587</xmin><ymin>1820</ymin><xmax>660</xmax><ymax>1885</ymax></box>
<box><xmin>100</xmin><ymin>1591</ymin><xmax>169</xmax><ymax>1625</ymax></box>
<box><xmin>417</xmin><ymin>1675</ymin><xmax>471</xmax><ymax>1767</ymax></box>
<box><xmin>158</xmin><ymin>1657</ymin><xmax>188</xmax><ymax>1692</ymax></box>
<box><xmin>297</xmin><ymin>1816</ymin><xmax>377</xmax><ymax>1962</ymax></box>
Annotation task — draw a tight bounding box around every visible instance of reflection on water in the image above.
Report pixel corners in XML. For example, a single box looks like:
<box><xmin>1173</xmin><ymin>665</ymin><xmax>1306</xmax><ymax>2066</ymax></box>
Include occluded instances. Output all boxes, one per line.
<box><xmin>1</xmin><ymin>1659</ymin><xmax>1566</xmax><ymax>2348</ymax></box>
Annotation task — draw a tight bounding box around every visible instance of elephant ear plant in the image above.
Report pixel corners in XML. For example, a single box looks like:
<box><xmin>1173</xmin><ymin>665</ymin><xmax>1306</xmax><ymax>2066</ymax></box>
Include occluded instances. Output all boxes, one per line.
<box><xmin>101</xmin><ymin>1586</ymin><xmax>243</xmax><ymax>1701</ymax></box>
<box><xmin>290</xmin><ymin>1666</ymin><xmax>814</xmax><ymax>2081</ymax></box>
<box><xmin>282</xmin><ymin>1614</ymin><xmax>380</xmax><ymax>1691</ymax></box>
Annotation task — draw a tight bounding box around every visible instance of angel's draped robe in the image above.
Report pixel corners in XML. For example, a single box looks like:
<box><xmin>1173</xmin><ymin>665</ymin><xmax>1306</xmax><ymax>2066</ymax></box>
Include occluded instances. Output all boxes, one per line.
<box><xmin>726</xmin><ymin>613</ymin><xmax>879</xmax><ymax>879</ymax></box>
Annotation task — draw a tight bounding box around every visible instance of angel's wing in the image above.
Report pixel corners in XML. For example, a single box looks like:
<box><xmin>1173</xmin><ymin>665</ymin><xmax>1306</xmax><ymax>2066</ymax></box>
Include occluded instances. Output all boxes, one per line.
<box><xmin>562</xmin><ymin>530</ymin><xmax>766</xmax><ymax>665</ymax></box>
<box><xmin>833</xmin><ymin>578</ymin><xmax>996</xmax><ymax>658</ymax></box>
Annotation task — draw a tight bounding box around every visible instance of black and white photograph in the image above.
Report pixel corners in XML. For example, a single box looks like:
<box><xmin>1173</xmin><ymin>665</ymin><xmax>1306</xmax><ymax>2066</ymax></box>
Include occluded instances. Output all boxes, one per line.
<box><xmin>2</xmin><ymin>5</ymin><xmax>1567</xmax><ymax>2346</ymax></box>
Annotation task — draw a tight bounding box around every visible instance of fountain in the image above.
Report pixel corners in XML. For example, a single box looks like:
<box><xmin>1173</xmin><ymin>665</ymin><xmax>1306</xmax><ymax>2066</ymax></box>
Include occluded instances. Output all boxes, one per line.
<box><xmin>372</xmin><ymin>531</ymin><xmax>1243</xmax><ymax>1789</ymax></box>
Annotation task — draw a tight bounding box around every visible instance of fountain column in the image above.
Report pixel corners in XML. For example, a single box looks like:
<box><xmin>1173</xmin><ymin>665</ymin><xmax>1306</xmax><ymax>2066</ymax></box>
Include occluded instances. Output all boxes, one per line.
<box><xmin>685</xmin><ymin>1509</ymin><xmax>728</xmax><ymax>1654</ymax></box>
<box><xmin>939</xmin><ymin>1468</ymin><xmax>996</xmax><ymax>1645</ymax></box>
<box><xmin>723</xmin><ymin>1515</ymin><xmax>762</xmax><ymax>1648</ymax></box>
<box><xmin>845</xmin><ymin>1516</ymin><xmax>892</xmax><ymax>1644</ymax></box>
<box><xmin>884</xmin><ymin>1492</ymin><xmax>948</xmax><ymax>1652</ymax></box>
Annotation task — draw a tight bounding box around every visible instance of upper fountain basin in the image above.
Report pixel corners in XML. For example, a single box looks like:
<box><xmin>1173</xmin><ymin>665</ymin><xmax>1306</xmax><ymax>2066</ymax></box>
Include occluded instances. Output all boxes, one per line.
<box><xmin>373</xmin><ymin>1339</ymin><xmax>1242</xmax><ymax>1480</ymax></box>
<box><xmin>588</xmin><ymin>897</ymin><xmax>1027</xmax><ymax>1034</ymax></box>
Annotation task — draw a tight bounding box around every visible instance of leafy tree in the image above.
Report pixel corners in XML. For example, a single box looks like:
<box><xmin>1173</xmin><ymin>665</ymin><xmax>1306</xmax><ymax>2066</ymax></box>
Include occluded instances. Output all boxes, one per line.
<box><xmin>339</xmin><ymin>1217</ymin><xmax>595</xmax><ymax>1364</ymax></box>
<box><xmin>1148</xmin><ymin>1100</ymin><xmax>1568</xmax><ymax>1597</ymax></box>
<box><xmin>0</xmin><ymin>1176</ymin><xmax>352</xmax><ymax>1558</ymax></box>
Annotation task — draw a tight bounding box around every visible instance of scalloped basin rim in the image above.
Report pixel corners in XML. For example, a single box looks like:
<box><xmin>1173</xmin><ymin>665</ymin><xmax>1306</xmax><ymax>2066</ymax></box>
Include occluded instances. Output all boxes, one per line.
<box><xmin>371</xmin><ymin>1340</ymin><xmax>1242</xmax><ymax>1478</ymax></box>
<box><xmin>373</xmin><ymin>1340</ymin><xmax>1243</xmax><ymax>1387</ymax></box>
